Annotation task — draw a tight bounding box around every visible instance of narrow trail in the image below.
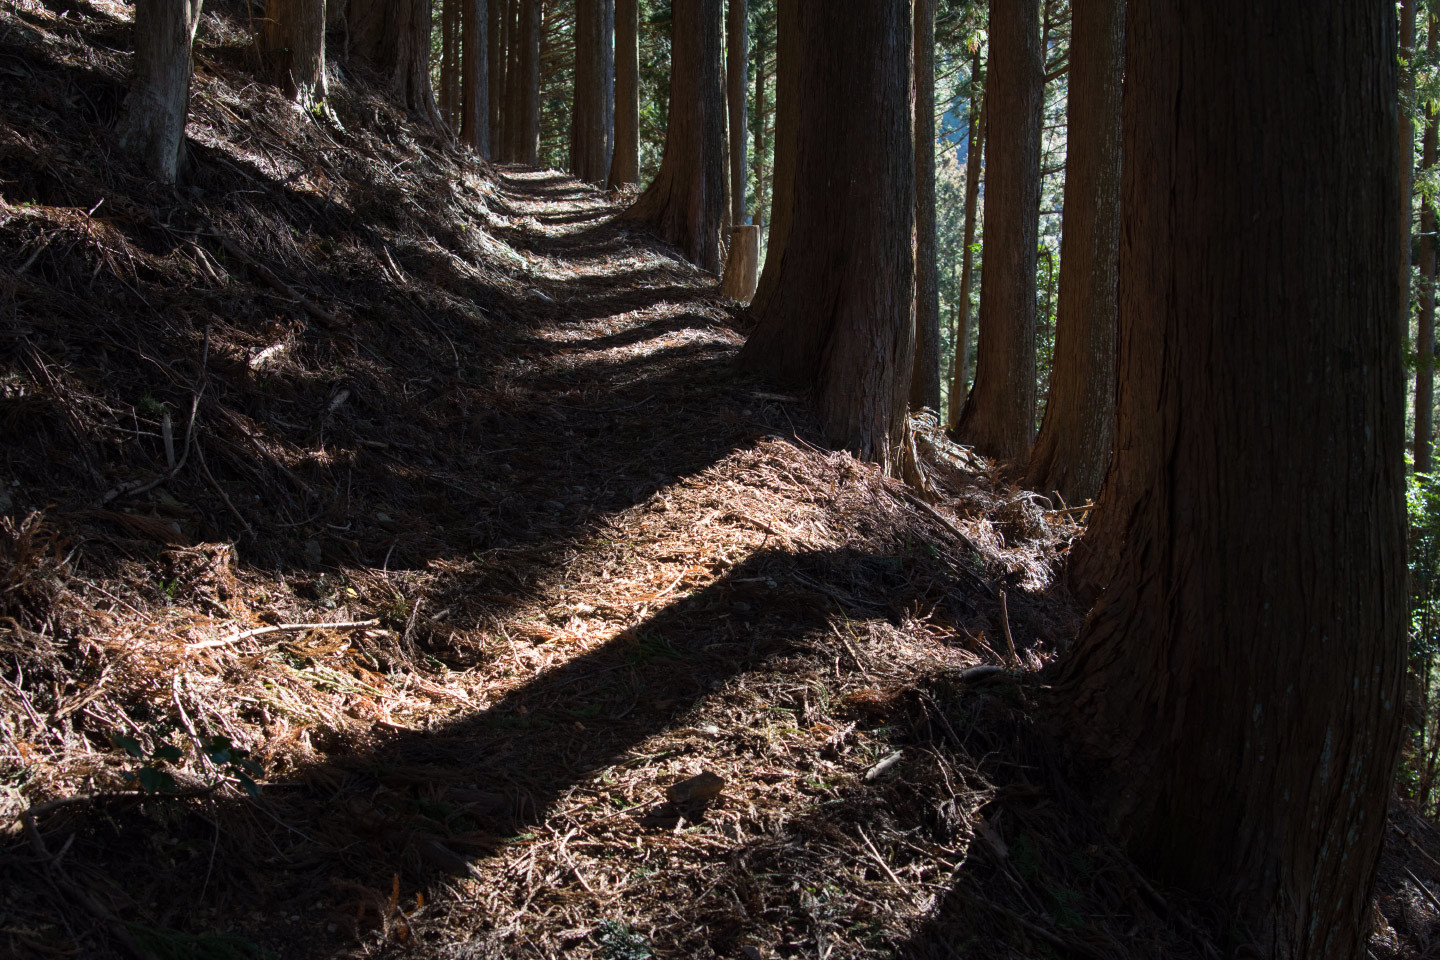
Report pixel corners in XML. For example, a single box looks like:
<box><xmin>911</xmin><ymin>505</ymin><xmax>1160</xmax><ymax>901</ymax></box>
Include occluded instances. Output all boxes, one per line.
<box><xmin>6</xmin><ymin>157</ymin><xmax>1092</xmax><ymax>958</ymax></box>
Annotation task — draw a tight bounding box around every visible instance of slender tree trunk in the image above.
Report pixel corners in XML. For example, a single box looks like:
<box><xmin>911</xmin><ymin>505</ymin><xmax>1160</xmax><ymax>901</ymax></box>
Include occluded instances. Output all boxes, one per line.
<box><xmin>512</xmin><ymin>0</ymin><xmax>541</xmax><ymax>164</ymax></box>
<box><xmin>490</xmin><ymin>0</ymin><xmax>507</xmax><ymax>157</ymax></box>
<box><xmin>727</xmin><ymin>0</ymin><xmax>748</xmax><ymax>225</ymax></box>
<box><xmin>750</xmin><ymin>0</ymin><xmax>797</xmax><ymax>316</ymax></box>
<box><xmin>752</xmin><ymin>21</ymin><xmax>769</xmax><ymax>229</ymax></box>
<box><xmin>118</xmin><ymin>0</ymin><xmax>204</xmax><ymax>184</ymax></box>
<box><xmin>504</xmin><ymin>0</ymin><xmax>523</xmax><ymax>159</ymax></box>
<box><xmin>351</xmin><ymin>0</ymin><xmax>442</xmax><ymax>128</ymax></box>
<box><xmin>738</xmin><ymin>0</ymin><xmax>914</xmax><ymax>472</ymax></box>
<box><xmin>1055</xmin><ymin>5</ymin><xmax>1403</xmax><ymax>956</ymax></box>
<box><xmin>263</xmin><ymin>0</ymin><xmax>327</xmax><ymax>108</ymax></box>
<box><xmin>953</xmin><ymin>0</ymin><xmax>1042</xmax><ymax>461</ymax></box>
<box><xmin>947</xmin><ymin>49</ymin><xmax>985</xmax><ymax>432</ymax></box>
<box><xmin>622</xmin><ymin>0</ymin><xmax>727</xmax><ymax>272</ymax></box>
<box><xmin>1420</xmin><ymin>17</ymin><xmax>1437</xmax><ymax>475</ymax></box>
<box><xmin>1022</xmin><ymin>0</ymin><xmax>1122</xmax><ymax>505</ymax></box>
<box><xmin>440</xmin><ymin>0</ymin><xmax>456</xmax><ymax>125</ymax></box>
<box><xmin>607</xmin><ymin>0</ymin><xmax>641</xmax><ymax>187</ymax></box>
<box><xmin>910</xmin><ymin>0</ymin><xmax>940</xmax><ymax>412</ymax></box>
<box><xmin>572</xmin><ymin>0</ymin><xmax>616</xmax><ymax>182</ymax></box>
<box><xmin>1404</xmin><ymin>0</ymin><xmax>1419</xmax><ymax>437</ymax></box>
<box><xmin>462</xmin><ymin>0</ymin><xmax>490</xmax><ymax>156</ymax></box>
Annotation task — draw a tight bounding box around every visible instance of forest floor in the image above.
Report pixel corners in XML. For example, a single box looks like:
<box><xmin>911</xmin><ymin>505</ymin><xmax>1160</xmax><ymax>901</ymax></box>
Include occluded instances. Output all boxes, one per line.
<box><xmin>3</xmin><ymin>2</ymin><xmax>1440</xmax><ymax>958</ymax></box>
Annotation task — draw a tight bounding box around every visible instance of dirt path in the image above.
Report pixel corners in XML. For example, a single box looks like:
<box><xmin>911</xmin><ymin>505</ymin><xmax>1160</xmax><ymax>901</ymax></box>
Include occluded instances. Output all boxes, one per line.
<box><xmin>5</xmin><ymin>166</ymin><xmax>1084</xmax><ymax>960</ymax></box>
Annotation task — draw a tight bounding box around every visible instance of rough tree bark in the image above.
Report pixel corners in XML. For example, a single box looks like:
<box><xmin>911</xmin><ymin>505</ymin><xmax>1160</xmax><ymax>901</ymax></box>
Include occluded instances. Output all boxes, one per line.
<box><xmin>440</xmin><ymin>0</ymin><xmax>457</xmax><ymax>125</ymax></box>
<box><xmin>727</xmin><ymin>0</ymin><xmax>748</xmax><ymax>226</ymax></box>
<box><xmin>1021</xmin><ymin>0</ymin><xmax>1122</xmax><ymax>505</ymax></box>
<box><xmin>952</xmin><ymin>0</ymin><xmax>1042</xmax><ymax>460</ymax></box>
<box><xmin>571</xmin><ymin>0</ymin><xmax>616</xmax><ymax>182</ymax></box>
<box><xmin>118</xmin><ymin>0</ymin><xmax>205</xmax><ymax>184</ymax></box>
<box><xmin>737</xmin><ymin>0</ymin><xmax>914</xmax><ymax>472</ymax></box>
<box><xmin>947</xmin><ymin>48</ymin><xmax>985</xmax><ymax>432</ymax></box>
<box><xmin>262</xmin><ymin>0</ymin><xmax>327</xmax><ymax>108</ymax></box>
<box><xmin>749</xmin><ymin>0</ymin><xmax>797</xmax><ymax>316</ymax></box>
<box><xmin>1404</xmin><ymin>0</ymin><xmax>1418</xmax><ymax>452</ymax></box>
<box><xmin>607</xmin><ymin>0</ymin><xmax>641</xmax><ymax>187</ymax></box>
<box><xmin>910</xmin><ymin>0</ymin><xmax>940</xmax><ymax>412</ymax></box>
<box><xmin>351</xmin><ymin>0</ymin><xmax>442</xmax><ymax>128</ymax></box>
<box><xmin>1420</xmin><ymin>17</ymin><xmax>1437</xmax><ymax>475</ymax></box>
<box><xmin>751</xmin><ymin>18</ymin><xmax>768</xmax><ymax>229</ymax></box>
<box><xmin>622</xmin><ymin>0</ymin><xmax>727</xmax><ymax>272</ymax></box>
<box><xmin>1055</xmin><ymin>4</ymin><xmax>1404</xmax><ymax>956</ymax></box>
<box><xmin>461</xmin><ymin>0</ymin><xmax>490</xmax><ymax>156</ymax></box>
<box><xmin>490</xmin><ymin>0</ymin><xmax>507</xmax><ymax>157</ymax></box>
<box><xmin>511</xmin><ymin>0</ymin><xmax>541</xmax><ymax>164</ymax></box>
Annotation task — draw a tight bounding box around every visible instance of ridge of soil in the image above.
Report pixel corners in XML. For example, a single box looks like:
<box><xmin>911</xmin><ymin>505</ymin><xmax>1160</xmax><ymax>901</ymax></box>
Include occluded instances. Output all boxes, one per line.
<box><xmin>1</xmin><ymin>2</ymin><xmax>1437</xmax><ymax>958</ymax></box>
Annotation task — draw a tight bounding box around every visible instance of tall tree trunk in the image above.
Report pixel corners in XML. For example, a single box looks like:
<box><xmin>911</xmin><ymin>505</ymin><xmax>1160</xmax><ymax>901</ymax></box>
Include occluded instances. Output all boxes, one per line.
<box><xmin>737</xmin><ymin>0</ymin><xmax>914</xmax><ymax>472</ymax></box>
<box><xmin>910</xmin><ymin>0</ymin><xmax>940</xmax><ymax>412</ymax></box>
<box><xmin>572</xmin><ymin>0</ymin><xmax>616</xmax><ymax>182</ymax></box>
<box><xmin>749</xmin><ymin>0</ymin><xmax>797</xmax><ymax>316</ymax></box>
<box><xmin>512</xmin><ymin>0</ymin><xmax>541</xmax><ymax>164</ymax></box>
<box><xmin>490</xmin><ymin>0</ymin><xmax>507</xmax><ymax>157</ymax></box>
<box><xmin>462</xmin><ymin>0</ymin><xmax>490</xmax><ymax>156</ymax></box>
<box><xmin>727</xmin><ymin>0</ymin><xmax>748</xmax><ymax>225</ymax></box>
<box><xmin>607</xmin><ymin>0</ymin><xmax>641</xmax><ymax>187</ymax></box>
<box><xmin>751</xmin><ymin>19</ymin><xmax>768</xmax><ymax>229</ymax></box>
<box><xmin>1420</xmin><ymin>22</ymin><xmax>1438</xmax><ymax>474</ymax></box>
<box><xmin>440</xmin><ymin>0</ymin><xmax>456</xmax><ymax>125</ymax></box>
<box><xmin>622</xmin><ymin>0</ymin><xmax>727</xmax><ymax>271</ymax></box>
<box><xmin>351</xmin><ymin>0</ymin><xmax>442</xmax><ymax>128</ymax></box>
<box><xmin>263</xmin><ymin>0</ymin><xmax>327</xmax><ymax>108</ymax></box>
<box><xmin>952</xmin><ymin>0</ymin><xmax>1042</xmax><ymax>461</ymax></box>
<box><xmin>1055</xmin><ymin>4</ymin><xmax>1403</xmax><ymax>955</ymax></box>
<box><xmin>504</xmin><ymin>0</ymin><xmax>523</xmax><ymax>160</ymax></box>
<box><xmin>1021</xmin><ymin>0</ymin><xmax>1122</xmax><ymax>505</ymax></box>
<box><xmin>1404</xmin><ymin>0</ymin><xmax>1419</xmax><ymax>441</ymax></box>
<box><xmin>118</xmin><ymin>0</ymin><xmax>204</xmax><ymax>184</ymax></box>
<box><xmin>947</xmin><ymin>48</ymin><xmax>985</xmax><ymax>432</ymax></box>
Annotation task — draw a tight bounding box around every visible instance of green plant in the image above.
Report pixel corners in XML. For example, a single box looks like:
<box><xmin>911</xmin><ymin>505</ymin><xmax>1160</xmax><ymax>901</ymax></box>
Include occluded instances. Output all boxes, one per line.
<box><xmin>594</xmin><ymin>920</ymin><xmax>651</xmax><ymax>960</ymax></box>
<box><xmin>112</xmin><ymin>733</ymin><xmax>263</xmax><ymax>798</ymax></box>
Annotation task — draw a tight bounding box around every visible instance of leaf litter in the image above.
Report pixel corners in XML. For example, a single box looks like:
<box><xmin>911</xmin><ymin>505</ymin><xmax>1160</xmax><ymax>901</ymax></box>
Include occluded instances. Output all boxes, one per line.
<box><xmin>0</xmin><ymin>2</ymin><xmax>1432</xmax><ymax>959</ymax></box>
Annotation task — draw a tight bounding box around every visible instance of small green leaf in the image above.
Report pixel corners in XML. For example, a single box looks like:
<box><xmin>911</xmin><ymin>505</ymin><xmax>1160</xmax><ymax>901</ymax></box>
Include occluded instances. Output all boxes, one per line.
<box><xmin>135</xmin><ymin>766</ymin><xmax>178</xmax><ymax>794</ymax></box>
<box><xmin>236</xmin><ymin>772</ymin><xmax>261</xmax><ymax>799</ymax></box>
<box><xmin>112</xmin><ymin>734</ymin><xmax>143</xmax><ymax>758</ymax></box>
<box><xmin>152</xmin><ymin>744</ymin><xmax>183</xmax><ymax>763</ymax></box>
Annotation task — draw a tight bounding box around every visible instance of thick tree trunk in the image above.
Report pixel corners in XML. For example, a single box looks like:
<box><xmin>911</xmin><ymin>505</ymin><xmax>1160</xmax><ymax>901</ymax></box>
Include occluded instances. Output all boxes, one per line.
<box><xmin>571</xmin><ymin>0</ymin><xmax>616</xmax><ymax>182</ymax></box>
<box><xmin>737</xmin><ymin>0</ymin><xmax>914</xmax><ymax>472</ymax></box>
<box><xmin>461</xmin><ymin>0</ymin><xmax>490</xmax><ymax>156</ymax></box>
<box><xmin>947</xmin><ymin>49</ymin><xmax>985</xmax><ymax>432</ymax></box>
<box><xmin>511</xmin><ymin>0</ymin><xmax>541</xmax><ymax>164</ymax></box>
<box><xmin>351</xmin><ymin>0</ymin><xmax>442</xmax><ymax>128</ymax></box>
<box><xmin>607</xmin><ymin>0</ymin><xmax>641</xmax><ymax>187</ymax></box>
<box><xmin>118</xmin><ymin>0</ymin><xmax>204</xmax><ymax>184</ymax></box>
<box><xmin>727</xmin><ymin>0</ymin><xmax>748</xmax><ymax>226</ymax></box>
<box><xmin>1056</xmin><ymin>4</ymin><xmax>1404</xmax><ymax>955</ymax></box>
<box><xmin>952</xmin><ymin>0</ymin><xmax>1042</xmax><ymax>461</ymax></box>
<box><xmin>721</xmin><ymin>224</ymin><xmax>760</xmax><ymax>300</ymax></box>
<box><xmin>1421</xmin><ymin>80</ymin><xmax>1438</xmax><ymax>473</ymax></box>
<box><xmin>263</xmin><ymin>0</ymin><xmax>327</xmax><ymax>108</ymax></box>
<box><xmin>490</xmin><ymin>0</ymin><xmax>507</xmax><ymax>157</ymax></box>
<box><xmin>909</xmin><ymin>0</ymin><xmax>940</xmax><ymax>412</ymax></box>
<box><xmin>622</xmin><ymin>0</ymin><xmax>727</xmax><ymax>272</ymax></box>
<box><xmin>1021</xmin><ymin>0</ymin><xmax>1122</xmax><ymax>505</ymax></box>
<box><xmin>749</xmin><ymin>0</ymin><xmax>797</xmax><ymax>316</ymax></box>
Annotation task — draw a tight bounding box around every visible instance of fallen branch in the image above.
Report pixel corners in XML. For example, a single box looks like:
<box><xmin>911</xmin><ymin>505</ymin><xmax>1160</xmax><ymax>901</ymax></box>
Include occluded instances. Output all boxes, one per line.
<box><xmin>211</xmin><ymin>234</ymin><xmax>343</xmax><ymax>329</ymax></box>
<box><xmin>187</xmin><ymin>618</ymin><xmax>380</xmax><ymax>651</ymax></box>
